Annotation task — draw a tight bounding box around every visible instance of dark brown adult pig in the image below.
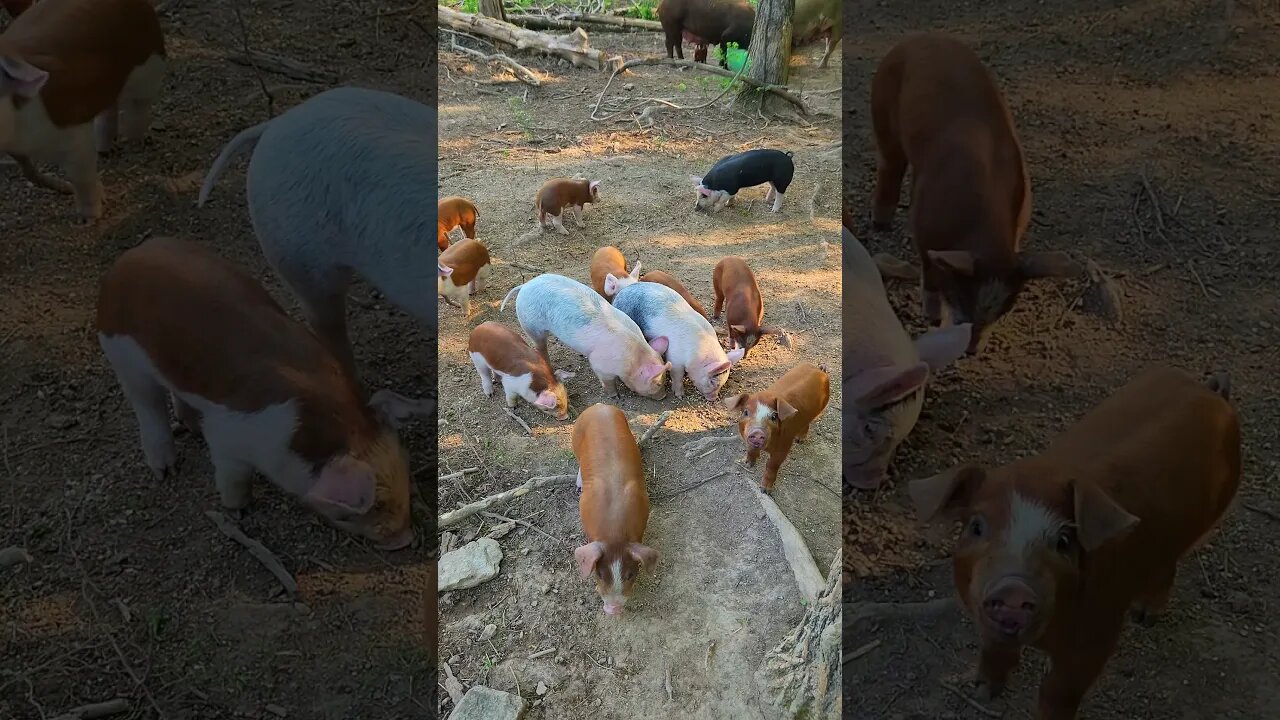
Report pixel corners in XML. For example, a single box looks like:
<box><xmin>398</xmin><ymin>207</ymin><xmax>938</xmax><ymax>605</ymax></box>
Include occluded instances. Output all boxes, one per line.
<box><xmin>791</xmin><ymin>0</ymin><xmax>840</xmax><ymax>68</ymax></box>
<box><xmin>870</xmin><ymin>33</ymin><xmax>1080</xmax><ymax>354</ymax></box>
<box><xmin>909</xmin><ymin>367</ymin><xmax>1241</xmax><ymax>720</ymax></box>
<box><xmin>656</xmin><ymin>0</ymin><xmax>753</xmax><ymax>69</ymax></box>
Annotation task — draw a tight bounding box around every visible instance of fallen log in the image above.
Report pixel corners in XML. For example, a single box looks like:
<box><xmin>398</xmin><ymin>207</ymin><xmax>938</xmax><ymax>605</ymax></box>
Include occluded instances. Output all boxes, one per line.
<box><xmin>506</xmin><ymin>12</ymin><xmax>662</xmax><ymax>32</ymax></box>
<box><xmin>439</xmin><ymin>6</ymin><xmax>618</xmax><ymax>71</ymax></box>
<box><xmin>759</xmin><ymin>552</ymin><xmax>842</xmax><ymax>720</ymax></box>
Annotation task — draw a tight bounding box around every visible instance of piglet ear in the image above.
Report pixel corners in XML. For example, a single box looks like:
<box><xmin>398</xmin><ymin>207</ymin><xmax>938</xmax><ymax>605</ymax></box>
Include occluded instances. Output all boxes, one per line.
<box><xmin>649</xmin><ymin>336</ymin><xmax>669</xmax><ymax>355</ymax></box>
<box><xmin>308</xmin><ymin>455</ymin><xmax>377</xmax><ymax>516</ymax></box>
<box><xmin>534</xmin><ymin>390</ymin><xmax>557</xmax><ymax>408</ymax></box>
<box><xmin>0</xmin><ymin>56</ymin><xmax>48</xmax><ymax>98</ymax></box>
<box><xmin>604</xmin><ymin>273</ymin><xmax>620</xmax><ymax>296</ymax></box>
<box><xmin>707</xmin><ymin>360</ymin><xmax>732</xmax><ymax>376</ymax></box>
<box><xmin>914</xmin><ymin>324</ymin><xmax>971</xmax><ymax>372</ymax></box>
<box><xmin>689</xmin><ymin>175</ymin><xmax>702</xmax><ymax>187</ymax></box>
<box><xmin>438</xmin><ymin>263</ymin><xmax>454</xmax><ymax>277</ymax></box>
<box><xmin>1072</xmin><ymin>479</ymin><xmax>1139</xmax><ymax>552</ymax></box>
<box><xmin>574</xmin><ymin>541</ymin><xmax>605</xmax><ymax>579</ymax></box>
<box><xmin>725</xmin><ymin>348</ymin><xmax>745</xmax><ymax>364</ymax></box>
<box><xmin>628</xmin><ymin>543</ymin><xmax>659</xmax><ymax>574</ymax></box>
<box><xmin>589</xmin><ymin>180</ymin><xmax>600</xmax><ymax>193</ymax></box>
<box><xmin>775</xmin><ymin>398</ymin><xmax>798</xmax><ymax>421</ymax></box>
<box><xmin>927</xmin><ymin>250</ymin><xmax>975</xmax><ymax>276</ymax></box>
<box><xmin>723</xmin><ymin>393</ymin><xmax>748</xmax><ymax>411</ymax></box>
<box><xmin>369</xmin><ymin>389</ymin><xmax>435</xmax><ymax>429</ymax></box>
<box><xmin>629</xmin><ymin>261</ymin><xmax>642</xmax><ymax>280</ymax></box>
<box><xmin>850</xmin><ymin>362</ymin><xmax>929</xmax><ymax>409</ymax></box>
<box><xmin>907</xmin><ymin>463</ymin><xmax>985</xmax><ymax>522</ymax></box>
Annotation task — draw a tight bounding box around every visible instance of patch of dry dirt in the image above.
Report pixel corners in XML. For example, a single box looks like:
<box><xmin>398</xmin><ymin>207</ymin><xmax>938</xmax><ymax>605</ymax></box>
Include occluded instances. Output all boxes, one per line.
<box><xmin>437</xmin><ymin>29</ymin><xmax>842</xmax><ymax>720</ymax></box>
<box><xmin>1</xmin><ymin>3</ymin><xmax>436</xmax><ymax>718</ymax></box>
<box><xmin>843</xmin><ymin>2</ymin><xmax>1280</xmax><ymax>719</ymax></box>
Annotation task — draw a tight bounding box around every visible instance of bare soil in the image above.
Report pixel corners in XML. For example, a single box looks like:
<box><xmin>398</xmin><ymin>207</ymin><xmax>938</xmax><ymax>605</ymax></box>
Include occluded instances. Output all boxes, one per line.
<box><xmin>1</xmin><ymin>3</ymin><xmax>436</xmax><ymax>719</ymax></box>
<box><xmin>844</xmin><ymin>2</ymin><xmax>1280</xmax><ymax>719</ymax></box>
<box><xmin>437</xmin><ymin>28</ymin><xmax>842</xmax><ymax>720</ymax></box>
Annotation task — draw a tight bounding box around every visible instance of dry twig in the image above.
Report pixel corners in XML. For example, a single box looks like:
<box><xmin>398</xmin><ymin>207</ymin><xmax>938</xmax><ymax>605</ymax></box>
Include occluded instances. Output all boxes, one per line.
<box><xmin>205</xmin><ymin>510</ymin><xmax>298</xmax><ymax>597</ymax></box>
<box><xmin>504</xmin><ymin>407</ymin><xmax>534</xmax><ymax>435</ymax></box>
<box><xmin>636</xmin><ymin>411</ymin><xmax>671</xmax><ymax>448</ymax></box>
<box><xmin>940</xmin><ymin>680</ymin><xmax>1002</xmax><ymax>718</ymax></box>
<box><xmin>439</xmin><ymin>474</ymin><xmax>576</xmax><ymax>529</ymax></box>
<box><xmin>51</xmin><ymin>698</ymin><xmax>130</xmax><ymax>720</ymax></box>
<box><xmin>451</xmin><ymin>41</ymin><xmax>542</xmax><ymax>86</ymax></box>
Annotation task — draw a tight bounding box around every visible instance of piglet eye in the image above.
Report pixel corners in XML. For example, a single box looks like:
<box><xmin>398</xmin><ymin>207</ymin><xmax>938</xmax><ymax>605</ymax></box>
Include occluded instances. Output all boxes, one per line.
<box><xmin>742</xmin><ymin>409</ymin><xmax>749</xmax><ymax>417</ymax></box>
<box><xmin>1056</xmin><ymin>528</ymin><xmax>1076</xmax><ymax>554</ymax></box>
<box><xmin>967</xmin><ymin>516</ymin><xmax>986</xmax><ymax>538</ymax></box>
<box><xmin>770</xmin><ymin>412</ymin><xmax>779</xmax><ymax>421</ymax></box>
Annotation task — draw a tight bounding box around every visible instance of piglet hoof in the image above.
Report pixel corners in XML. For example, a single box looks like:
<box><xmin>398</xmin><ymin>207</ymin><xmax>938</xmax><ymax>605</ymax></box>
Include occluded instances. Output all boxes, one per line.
<box><xmin>742</xmin><ymin>454</ymin><xmax>756</xmax><ymax>468</ymax></box>
<box><xmin>966</xmin><ymin>670</ymin><xmax>1005</xmax><ymax>702</ymax></box>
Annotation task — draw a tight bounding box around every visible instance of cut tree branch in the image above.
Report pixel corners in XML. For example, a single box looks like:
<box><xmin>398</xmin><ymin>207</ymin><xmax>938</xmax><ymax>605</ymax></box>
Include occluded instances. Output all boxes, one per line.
<box><xmin>438</xmin><ymin>474</ymin><xmax>577</xmax><ymax>529</ymax></box>
<box><xmin>439</xmin><ymin>6</ymin><xmax>617</xmax><ymax>70</ymax></box>
<box><xmin>754</xmin><ymin>483</ymin><xmax>824</xmax><ymax>601</ymax></box>
<box><xmin>451</xmin><ymin>41</ymin><xmax>541</xmax><ymax>86</ymax></box>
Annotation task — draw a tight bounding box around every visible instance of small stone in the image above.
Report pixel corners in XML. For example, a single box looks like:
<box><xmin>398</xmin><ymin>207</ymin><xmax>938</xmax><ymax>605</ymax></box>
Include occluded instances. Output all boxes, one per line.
<box><xmin>46</xmin><ymin>413</ymin><xmax>77</xmax><ymax>430</ymax></box>
<box><xmin>540</xmin><ymin>583</ymin><xmax>551</xmax><ymax>594</ymax></box>
<box><xmin>438</xmin><ymin>538</ymin><xmax>504</xmax><ymax>592</ymax></box>
<box><xmin>487</xmin><ymin>522</ymin><xmax>516</xmax><ymax>540</ymax></box>
<box><xmin>450</xmin><ymin>686</ymin><xmax>527</xmax><ymax>720</ymax></box>
<box><xmin>478</xmin><ymin>624</ymin><xmax>497</xmax><ymax>642</ymax></box>
<box><xmin>623</xmin><ymin>83</ymin><xmax>634</xmax><ymax>90</ymax></box>
<box><xmin>264</xmin><ymin>704</ymin><xmax>287</xmax><ymax>718</ymax></box>
<box><xmin>536</xmin><ymin>681</ymin><xmax>548</xmax><ymax>696</ymax></box>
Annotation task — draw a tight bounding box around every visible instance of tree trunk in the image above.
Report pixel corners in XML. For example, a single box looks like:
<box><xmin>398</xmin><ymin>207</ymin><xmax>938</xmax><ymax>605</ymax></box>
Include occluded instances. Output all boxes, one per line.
<box><xmin>478</xmin><ymin>0</ymin><xmax>506</xmax><ymax>22</ymax></box>
<box><xmin>737</xmin><ymin>0</ymin><xmax>794</xmax><ymax>112</ymax></box>
<box><xmin>758</xmin><ymin>551</ymin><xmax>841</xmax><ymax>720</ymax></box>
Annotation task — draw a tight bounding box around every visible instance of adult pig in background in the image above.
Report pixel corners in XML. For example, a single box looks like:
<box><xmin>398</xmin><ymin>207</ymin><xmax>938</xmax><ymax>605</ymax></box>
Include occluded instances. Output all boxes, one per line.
<box><xmin>97</xmin><ymin>237</ymin><xmax>415</xmax><ymax>551</ymax></box>
<box><xmin>870</xmin><ymin>33</ymin><xmax>1080</xmax><ymax>354</ymax></box>
<box><xmin>197</xmin><ymin>87</ymin><xmax>436</xmax><ymax>416</ymax></box>
<box><xmin>909</xmin><ymin>368</ymin><xmax>1240</xmax><ymax>719</ymax></box>
<box><xmin>791</xmin><ymin>0</ymin><xmax>841</xmax><ymax>69</ymax></box>
<box><xmin>0</xmin><ymin>0</ymin><xmax>166</xmax><ymax>221</ymax></box>
<box><xmin>613</xmin><ymin>280</ymin><xmax>744</xmax><ymax>401</ymax></box>
<box><xmin>844</xmin><ymin>227</ymin><xmax>969</xmax><ymax>491</ymax></box>
<box><xmin>656</xmin><ymin>0</ymin><xmax>753</xmax><ymax>69</ymax></box>
<box><xmin>502</xmin><ymin>274</ymin><xmax>670</xmax><ymax>400</ymax></box>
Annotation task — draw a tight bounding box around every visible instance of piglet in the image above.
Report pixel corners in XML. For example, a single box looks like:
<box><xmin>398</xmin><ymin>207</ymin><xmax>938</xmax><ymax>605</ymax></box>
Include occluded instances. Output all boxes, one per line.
<box><xmin>590</xmin><ymin>245</ymin><xmax>641</xmax><ymax>299</ymax></box>
<box><xmin>502</xmin><ymin>274</ymin><xmax>670</xmax><ymax>400</ymax></box>
<box><xmin>613</xmin><ymin>280</ymin><xmax>744</xmax><ymax>401</ymax></box>
<box><xmin>467</xmin><ymin>321</ymin><xmax>573</xmax><ymax>420</ymax></box>
<box><xmin>871</xmin><ymin>33</ymin><xmax>1080</xmax><ymax>353</ymax></box>
<box><xmin>96</xmin><ymin>237</ymin><xmax>416</xmax><ymax>550</ymax></box>
<box><xmin>573</xmin><ymin>403</ymin><xmax>659</xmax><ymax>615</ymax></box>
<box><xmin>845</xmin><ymin>228</ymin><xmax>970</xmax><ymax>491</ymax></box>
<box><xmin>640</xmin><ymin>269</ymin><xmax>709</xmax><ymax>318</ymax></box>
<box><xmin>535</xmin><ymin>177</ymin><xmax>600</xmax><ymax>235</ymax></box>
<box><xmin>1</xmin><ymin>0</ymin><xmax>166</xmax><ymax>221</ymax></box>
<box><xmin>693</xmin><ymin>149</ymin><xmax>794</xmax><ymax>213</ymax></box>
<box><xmin>438</xmin><ymin>238</ymin><xmax>492</xmax><ymax>317</ymax></box>
<box><xmin>437</xmin><ymin>195</ymin><xmax>479</xmax><ymax>251</ymax></box>
<box><xmin>656</xmin><ymin>0</ymin><xmax>754</xmax><ymax>68</ymax></box>
<box><xmin>724</xmin><ymin>362</ymin><xmax>829</xmax><ymax>492</ymax></box>
<box><xmin>197</xmin><ymin>87</ymin><xmax>437</xmax><ymax>411</ymax></box>
<box><xmin>909</xmin><ymin>367</ymin><xmax>1240</xmax><ymax>720</ymax></box>
<box><xmin>712</xmin><ymin>256</ymin><xmax>786</xmax><ymax>356</ymax></box>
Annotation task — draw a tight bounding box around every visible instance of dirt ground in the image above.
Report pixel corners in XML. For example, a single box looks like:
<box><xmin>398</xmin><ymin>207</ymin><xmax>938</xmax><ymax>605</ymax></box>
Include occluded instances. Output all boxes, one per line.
<box><xmin>843</xmin><ymin>1</ymin><xmax>1280</xmax><ymax>719</ymax></box>
<box><xmin>436</xmin><ymin>27</ymin><xmax>841</xmax><ymax>720</ymax></box>
<box><xmin>0</xmin><ymin>3</ymin><xmax>436</xmax><ymax>719</ymax></box>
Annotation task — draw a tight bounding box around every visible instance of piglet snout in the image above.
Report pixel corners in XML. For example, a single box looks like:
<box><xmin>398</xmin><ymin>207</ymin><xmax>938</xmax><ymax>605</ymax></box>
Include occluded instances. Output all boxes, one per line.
<box><xmin>603</xmin><ymin>602</ymin><xmax>624</xmax><ymax>616</ymax></box>
<box><xmin>982</xmin><ymin>578</ymin><xmax>1038</xmax><ymax>637</ymax></box>
<box><xmin>746</xmin><ymin>430</ymin><xmax>767</xmax><ymax>449</ymax></box>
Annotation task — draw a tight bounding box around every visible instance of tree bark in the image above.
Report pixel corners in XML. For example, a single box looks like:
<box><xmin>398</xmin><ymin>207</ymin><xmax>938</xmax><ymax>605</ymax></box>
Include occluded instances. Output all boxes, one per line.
<box><xmin>737</xmin><ymin>0</ymin><xmax>795</xmax><ymax>112</ymax></box>
<box><xmin>478</xmin><ymin>0</ymin><xmax>506</xmax><ymax>23</ymax></box>
<box><xmin>758</xmin><ymin>551</ymin><xmax>842</xmax><ymax>720</ymax></box>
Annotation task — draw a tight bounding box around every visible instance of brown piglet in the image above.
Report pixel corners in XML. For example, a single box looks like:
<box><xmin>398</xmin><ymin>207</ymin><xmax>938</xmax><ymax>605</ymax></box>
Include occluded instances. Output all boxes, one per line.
<box><xmin>573</xmin><ymin>403</ymin><xmax>658</xmax><ymax>616</ymax></box>
<box><xmin>437</xmin><ymin>196</ymin><xmax>479</xmax><ymax>251</ymax></box>
<box><xmin>909</xmin><ymin>367</ymin><xmax>1241</xmax><ymax>720</ymax></box>
<box><xmin>640</xmin><ymin>269</ymin><xmax>709</xmax><ymax>319</ymax></box>
<box><xmin>96</xmin><ymin>237</ymin><xmax>418</xmax><ymax>550</ymax></box>
<box><xmin>590</xmin><ymin>245</ymin><xmax>641</xmax><ymax>299</ymax></box>
<box><xmin>535</xmin><ymin>177</ymin><xmax>600</xmax><ymax>235</ymax></box>
<box><xmin>724</xmin><ymin>363</ymin><xmax>830</xmax><ymax>492</ymax></box>
<box><xmin>437</xmin><ymin>237</ymin><xmax>491</xmax><ymax>317</ymax></box>
<box><xmin>712</xmin><ymin>256</ymin><xmax>786</xmax><ymax>356</ymax></box>
<box><xmin>467</xmin><ymin>321</ymin><xmax>573</xmax><ymax>420</ymax></box>
<box><xmin>0</xmin><ymin>0</ymin><xmax>167</xmax><ymax>221</ymax></box>
<box><xmin>870</xmin><ymin>33</ymin><xmax>1079</xmax><ymax>353</ymax></box>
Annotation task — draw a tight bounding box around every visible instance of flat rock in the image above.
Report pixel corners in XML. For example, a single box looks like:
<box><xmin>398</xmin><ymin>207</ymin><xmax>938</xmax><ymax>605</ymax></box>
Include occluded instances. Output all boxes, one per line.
<box><xmin>439</xmin><ymin>538</ymin><xmax>503</xmax><ymax>592</ymax></box>
<box><xmin>449</xmin><ymin>686</ymin><xmax>527</xmax><ymax>720</ymax></box>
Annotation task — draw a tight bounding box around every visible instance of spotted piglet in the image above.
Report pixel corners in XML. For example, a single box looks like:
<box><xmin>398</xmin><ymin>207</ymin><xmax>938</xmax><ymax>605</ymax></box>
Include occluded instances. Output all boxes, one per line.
<box><xmin>535</xmin><ymin>177</ymin><xmax>600</xmax><ymax>234</ymax></box>
<box><xmin>0</xmin><ymin>0</ymin><xmax>167</xmax><ymax>221</ymax></box>
<box><xmin>438</xmin><ymin>238</ymin><xmax>492</xmax><ymax>317</ymax></box>
<box><xmin>96</xmin><ymin>237</ymin><xmax>416</xmax><ymax>550</ymax></box>
<box><xmin>467</xmin><ymin>321</ymin><xmax>573</xmax><ymax>421</ymax></box>
<box><xmin>724</xmin><ymin>363</ymin><xmax>829</xmax><ymax>492</ymax></box>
